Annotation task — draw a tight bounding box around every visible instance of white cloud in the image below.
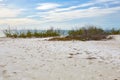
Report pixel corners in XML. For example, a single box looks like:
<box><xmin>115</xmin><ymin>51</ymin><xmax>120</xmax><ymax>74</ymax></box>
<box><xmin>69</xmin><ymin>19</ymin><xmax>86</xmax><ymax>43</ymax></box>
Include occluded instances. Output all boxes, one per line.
<box><xmin>109</xmin><ymin>0</ymin><xmax>120</xmax><ymax>5</ymax></box>
<box><xmin>94</xmin><ymin>0</ymin><xmax>120</xmax><ymax>5</ymax></box>
<box><xmin>0</xmin><ymin>6</ymin><xmax>24</xmax><ymax>18</ymax></box>
<box><xmin>36</xmin><ymin>3</ymin><xmax>61</xmax><ymax>10</ymax></box>
<box><xmin>34</xmin><ymin>0</ymin><xmax>120</xmax><ymax>22</ymax></box>
<box><xmin>37</xmin><ymin>6</ymin><xmax>120</xmax><ymax>22</ymax></box>
<box><xmin>95</xmin><ymin>0</ymin><xmax>115</xmax><ymax>3</ymax></box>
<box><xmin>0</xmin><ymin>18</ymin><xmax>43</xmax><ymax>25</ymax></box>
<box><xmin>0</xmin><ymin>18</ymin><xmax>51</xmax><ymax>30</ymax></box>
<box><xmin>49</xmin><ymin>2</ymin><xmax>94</xmax><ymax>12</ymax></box>
<box><xmin>37</xmin><ymin>0</ymin><xmax>119</xmax><ymax>13</ymax></box>
<box><xmin>93</xmin><ymin>0</ymin><xmax>120</xmax><ymax>8</ymax></box>
<box><xmin>0</xmin><ymin>0</ymin><xmax>120</xmax><ymax>29</ymax></box>
<box><xmin>0</xmin><ymin>0</ymin><xmax>3</xmax><ymax>2</ymax></box>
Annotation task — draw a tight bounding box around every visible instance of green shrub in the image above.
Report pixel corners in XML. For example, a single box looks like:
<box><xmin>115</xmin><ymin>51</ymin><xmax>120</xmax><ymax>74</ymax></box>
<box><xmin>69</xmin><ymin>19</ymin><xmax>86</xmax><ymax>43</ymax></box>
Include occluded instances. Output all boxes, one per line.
<box><xmin>110</xmin><ymin>28</ymin><xmax>120</xmax><ymax>34</ymax></box>
<box><xmin>12</xmin><ymin>32</ymin><xmax>19</xmax><ymax>38</ymax></box>
<box><xmin>3</xmin><ymin>29</ymin><xmax>12</xmax><ymax>37</ymax></box>
<box><xmin>67</xmin><ymin>25</ymin><xmax>108</xmax><ymax>40</ymax></box>
<box><xmin>19</xmin><ymin>32</ymin><xmax>27</xmax><ymax>38</ymax></box>
<box><xmin>69</xmin><ymin>26</ymin><xmax>104</xmax><ymax>36</ymax></box>
<box><xmin>26</xmin><ymin>30</ymin><xmax>32</xmax><ymax>38</ymax></box>
<box><xmin>45</xmin><ymin>29</ymin><xmax>60</xmax><ymax>37</ymax></box>
<box><xmin>33</xmin><ymin>30</ymin><xmax>40</xmax><ymax>37</ymax></box>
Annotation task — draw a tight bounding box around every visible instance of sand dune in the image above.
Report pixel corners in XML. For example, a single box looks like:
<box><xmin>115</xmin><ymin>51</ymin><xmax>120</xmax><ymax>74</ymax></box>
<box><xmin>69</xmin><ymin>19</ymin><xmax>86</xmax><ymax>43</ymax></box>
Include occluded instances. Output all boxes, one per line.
<box><xmin>0</xmin><ymin>36</ymin><xmax>120</xmax><ymax>80</ymax></box>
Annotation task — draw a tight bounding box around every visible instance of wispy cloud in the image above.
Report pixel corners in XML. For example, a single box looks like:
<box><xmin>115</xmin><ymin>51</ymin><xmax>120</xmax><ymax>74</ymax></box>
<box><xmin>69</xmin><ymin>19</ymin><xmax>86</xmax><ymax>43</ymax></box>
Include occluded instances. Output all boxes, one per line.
<box><xmin>48</xmin><ymin>2</ymin><xmax>94</xmax><ymax>12</ymax></box>
<box><xmin>0</xmin><ymin>0</ymin><xmax>120</xmax><ymax>29</ymax></box>
<box><xmin>34</xmin><ymin>0</ymin><xmax>120</xmax><ymax>22</ymax></box>
<box><xmin>0</xmin><ymin>7</ymin><xmax>24</xmax><ymax>18</ymax></box>
<box><xmin>95</xmin><ymin>0</ymin><xmax>115</xmax><ymax>3</ymax></box>
<box><xmin>36</xmin><ymin>3</ymin><xmax>61</xmax><ymax>10</ymax></box>
<box><xmin>0</xmin><ymin>18</ymin><xmax>42</xmax><ymax>25</ymax></box>
<box><xmin>37</xmin><ymin>6</ymin><xmax>120</xmax><ymax>22</ymax></box>
<box><xmin>0</xmin><ymin>0</ymin><xmax>3</xmax><ymax>2</ymax></box>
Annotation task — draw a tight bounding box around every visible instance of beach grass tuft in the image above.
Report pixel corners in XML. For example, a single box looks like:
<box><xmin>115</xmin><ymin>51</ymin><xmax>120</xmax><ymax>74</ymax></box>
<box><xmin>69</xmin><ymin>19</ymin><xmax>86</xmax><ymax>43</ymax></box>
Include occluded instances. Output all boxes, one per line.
<box><xmin>3</xmin><ymin>28</ymin><xmax>60</xmax><ymax>38</ymax></box>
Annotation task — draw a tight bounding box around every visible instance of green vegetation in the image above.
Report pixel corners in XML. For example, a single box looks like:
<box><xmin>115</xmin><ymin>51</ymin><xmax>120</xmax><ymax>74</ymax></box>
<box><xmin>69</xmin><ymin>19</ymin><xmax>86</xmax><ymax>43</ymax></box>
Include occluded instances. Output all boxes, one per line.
<box><xmin>67</xmin><ymin>26</ymin><xmax>107</xmax><ymax>40</ymax></box>
<box><xmin>109</xmin><ymin>28</ymin><xmax>120</xmax><ymax>35</ymax></box>
<box><xmin>3</xmin><ymin>28</ymin><xmax>60</xmax><ymax>38</ymax></box>
<box><xmin>49</xmin><ymin>25</ymin><xmax>120</xmax><ymax>41</ymax></box>
<box><xmin>3</xmin><ymin>25</ymin><xmax>120</xmax><ymax>41</ymax></box>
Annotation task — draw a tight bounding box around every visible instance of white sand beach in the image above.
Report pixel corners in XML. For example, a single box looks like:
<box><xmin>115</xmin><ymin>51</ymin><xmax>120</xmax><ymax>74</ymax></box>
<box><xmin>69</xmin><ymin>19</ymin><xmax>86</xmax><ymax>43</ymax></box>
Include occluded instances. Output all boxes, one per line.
<box><xmin>0</xmin><ymin>31</ymin><xmax>5</xmax><ymax>38</ymax></box>
<box><xmin>0</xmin><ymin>35</ymin><xmax>120</xmax><ymax>80</ymax></box>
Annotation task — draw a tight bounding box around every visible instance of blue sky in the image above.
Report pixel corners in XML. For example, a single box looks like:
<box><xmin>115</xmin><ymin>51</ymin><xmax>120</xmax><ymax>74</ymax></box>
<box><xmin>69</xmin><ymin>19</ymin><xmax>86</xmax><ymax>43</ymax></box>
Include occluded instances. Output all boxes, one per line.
<box><xmin>0</xmin><ymin>0</ymin><xmax>120</xmax><ymax>30</ymax></box>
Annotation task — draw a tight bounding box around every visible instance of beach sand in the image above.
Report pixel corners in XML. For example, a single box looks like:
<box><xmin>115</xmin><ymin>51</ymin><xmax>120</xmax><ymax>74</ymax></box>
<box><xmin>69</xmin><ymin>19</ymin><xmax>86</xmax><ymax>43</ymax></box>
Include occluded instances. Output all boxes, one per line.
<box><xmin>0</xmin><ymin>35</ymin><xmax>120</xmax><ymax>80</ymax></box>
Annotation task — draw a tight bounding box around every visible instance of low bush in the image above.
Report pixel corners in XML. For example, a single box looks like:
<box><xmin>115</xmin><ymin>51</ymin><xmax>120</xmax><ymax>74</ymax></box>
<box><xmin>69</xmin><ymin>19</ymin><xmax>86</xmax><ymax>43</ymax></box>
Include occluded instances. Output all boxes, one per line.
<box><xmin>109</xmin><ymin>28</ymin><xmax>120</xmax><ymax>35</ymax></box>
<box><xmin>68</xmin><ymin>26</ymin><xmax>108</xmax><ymax>40</ymax></box>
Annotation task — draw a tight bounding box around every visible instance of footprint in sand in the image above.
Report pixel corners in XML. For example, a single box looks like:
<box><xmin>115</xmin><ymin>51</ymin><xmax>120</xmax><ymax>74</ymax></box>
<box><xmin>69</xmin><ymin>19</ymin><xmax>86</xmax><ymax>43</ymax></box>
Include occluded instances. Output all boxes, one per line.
<box><xmin>2</xmin><ymin>70</ymin><xmax>11</xmax><ymax>78</ymax></box>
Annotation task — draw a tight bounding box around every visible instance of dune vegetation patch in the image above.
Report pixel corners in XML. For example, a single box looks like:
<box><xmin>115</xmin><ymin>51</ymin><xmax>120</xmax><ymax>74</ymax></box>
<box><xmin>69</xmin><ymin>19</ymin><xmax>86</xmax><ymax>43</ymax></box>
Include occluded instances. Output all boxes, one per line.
<box><xmin>3</xmin><ymin>28</ymin><xmax>60</xmax><ymax>38</ymax></box>
<box><xmin>3</xmin><ymin>25</ymin><xmax>120</xmax><ymax>41</ymax></box>
<box><xmin>49</xmin><ymin>25</ymin><xmax>120</xmax><ymax>41</ymax></box>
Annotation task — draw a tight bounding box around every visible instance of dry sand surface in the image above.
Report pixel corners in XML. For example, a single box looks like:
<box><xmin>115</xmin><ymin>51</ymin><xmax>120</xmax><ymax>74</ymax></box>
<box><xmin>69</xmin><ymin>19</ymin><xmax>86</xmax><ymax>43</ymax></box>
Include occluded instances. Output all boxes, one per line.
<box><xmin>0</xmin><ymin>35</ymin><xmax>120</xmax><ymax>80</ymax></box>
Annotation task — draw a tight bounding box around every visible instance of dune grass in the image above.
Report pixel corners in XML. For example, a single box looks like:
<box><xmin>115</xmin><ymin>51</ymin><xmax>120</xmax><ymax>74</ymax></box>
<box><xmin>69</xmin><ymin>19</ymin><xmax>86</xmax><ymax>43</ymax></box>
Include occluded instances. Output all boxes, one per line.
<box><xmin>3</xmin><ymin>28</ymin><xmax>60</xmax><ymax>38</ymax></box>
